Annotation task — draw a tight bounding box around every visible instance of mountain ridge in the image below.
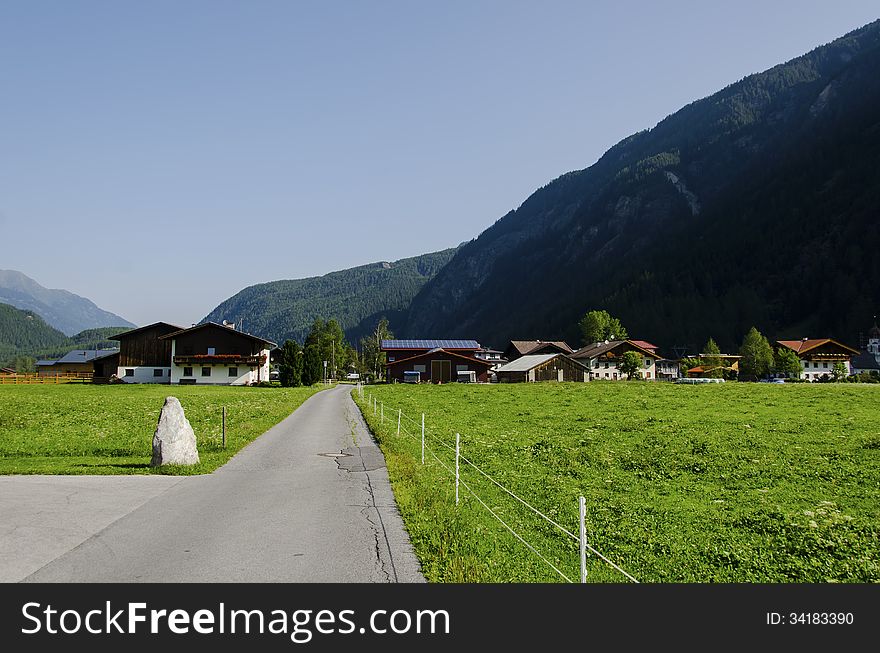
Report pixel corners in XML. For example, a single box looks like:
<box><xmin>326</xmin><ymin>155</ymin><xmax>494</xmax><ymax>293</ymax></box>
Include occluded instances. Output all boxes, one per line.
<box><xmin>0</xmin><ymin>270</ymin><xmax>134</xmax><ymax>336</ymax></box>
<box><xmin>402</xmin><ymin>19</ymin><xmax>880</xmax><ymax>351</ymax></box>
<box><xmin>202</xmin><ymin>248</ymin><xmax>459</xmax><ymax>345</ymax></box>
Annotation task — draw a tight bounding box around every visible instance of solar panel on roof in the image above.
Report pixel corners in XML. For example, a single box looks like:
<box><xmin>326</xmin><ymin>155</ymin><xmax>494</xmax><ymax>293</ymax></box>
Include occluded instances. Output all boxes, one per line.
<box><xmin>381</xmin><ymin>339</ymin><xmax>479</xmax><ymax>349</ymax></box>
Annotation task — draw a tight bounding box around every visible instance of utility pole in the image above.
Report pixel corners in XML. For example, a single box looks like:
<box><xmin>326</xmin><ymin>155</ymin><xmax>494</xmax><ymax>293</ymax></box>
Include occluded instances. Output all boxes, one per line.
<box><xmin>331</xmin><ymin>340</ymin><xmax>335</xmax><ymax>381</ymax></box>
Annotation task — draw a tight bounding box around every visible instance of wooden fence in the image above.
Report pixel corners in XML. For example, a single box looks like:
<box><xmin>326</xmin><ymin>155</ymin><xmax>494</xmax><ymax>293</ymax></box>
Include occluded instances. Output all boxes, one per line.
<box><xmin>0</xmin><ymin>373</ymin><xmax>94</xmax><ymax>384</ymax></box>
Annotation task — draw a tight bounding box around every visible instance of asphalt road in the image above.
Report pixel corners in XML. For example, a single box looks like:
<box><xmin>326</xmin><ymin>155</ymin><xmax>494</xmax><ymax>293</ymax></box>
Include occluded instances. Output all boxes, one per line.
<box><xmin>3</xmin><ymin>385</ymin><xmax>423</xmax><ymax>583</ymax></box>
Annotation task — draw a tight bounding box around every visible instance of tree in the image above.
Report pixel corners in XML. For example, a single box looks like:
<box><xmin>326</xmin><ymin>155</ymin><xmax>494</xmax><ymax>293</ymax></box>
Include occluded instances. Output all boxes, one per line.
<box><xmin>702</xmin><ymin>338</ymin><xmax>724</xmax><ymax>378</ymax></box>
<box><xmin>738</xmin><ymin>327</ymin><xmax>775</xmax><ymax>380</ymax></box>
<box><xmin>774</xmin><ymin>347</ymin><xmax>801</xmax><ymax>379</ymax></box>
<box><xmin>832</xmin><ymin>361</ymin><xmax>847</xmax><ymax>382</ymax></box>
<box><xmin>301</xmin><ymin>344</ymin><xmax>323</xmax><ymax>386</ymax></box>
<box><xmin>359</xmin><ymin>317</ymin><xmax>393</xmax><ymax>382</ymax></box>
<box><xmin>13</xmin><ymin>355</ymin><xmax>35</xmax><ymax>374</ymax></box>
<box><xmin>579</xmin><ymin>310</ymin><xmax>628</xmax><ymax>345</ymax></box>
<box><xmin>278</xmin><ymin>340</ymin><xmax>303</xmax><ymax>387</ymax></box>
<box><xmin>618</xmin><ymin>351</ymin><xmax>642</xmax><ymax>380</ymax></box>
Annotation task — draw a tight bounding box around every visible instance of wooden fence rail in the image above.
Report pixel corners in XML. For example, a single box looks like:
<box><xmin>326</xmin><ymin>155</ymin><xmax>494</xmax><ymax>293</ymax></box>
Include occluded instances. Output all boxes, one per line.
<box><xmin>0</xmin><ymin>373</ymin><xmax>94</xmax><ymax>384</ymax></box>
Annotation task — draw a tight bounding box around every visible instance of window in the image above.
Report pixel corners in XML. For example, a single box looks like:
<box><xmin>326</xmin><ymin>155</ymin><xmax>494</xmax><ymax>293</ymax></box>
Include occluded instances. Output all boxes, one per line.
<box><xmin>646</xmin><ymin>372</ymin><xmax>651</xmax><ymax>379</ymax></box>
<box><xmin>124</xmin><ymin>369</ymin><xmax>134</xmax><ymax>377</ymax></box>
<box><xmin>228</xmin><ymin>367</ymin><xmax>238</xmax><ymax>377</ymax></box>
<box><xmin>388</xmin><ymin>356</ymin><xmax>395</xmax><ymax>362</ymax></box>
<box><xmin>814</xmin><ymin>362</ymin><xmax>819</xmax><ymax>369</ymax></box>
<box><xmin>645</xmin><ymin>359</ymin><xmax>651</xmax><ymax>367</ymax></box>
<box><xmin>183</xmin><ymin>367</ymin><xmax>193</xmax><ymax>377</ymax></box>
<box><xmin>604</xmin><ymin>362</ymin><xmax>609</xmax><ymax>369</ymax></box>
<box><xmin>207</xmin><ymin>347</ymin><xmax>216</xmax><ymax>356</ymax></box>
<box><xmin>413</xmin><ymin>364</ymin><xmax>426</xmax><ymax>373</ymax></box>
<box><xmin>823</xmin><ymin>362</ymin><xmax>828</xmax><ymax>369</ymax></box>
<box><xmin>153</xmin><ymin>369</ymin><xmax>163</xmax><ymax>377</ymax></box>
<box><xmin>202</xmin><ymin>367</ymin><xmax>211</xmax><ymax>377</ymax></box>
<box><xmin>456</xmin><ymin>365</ymin><xmax>469</xmax><ymax>372</ymax></box>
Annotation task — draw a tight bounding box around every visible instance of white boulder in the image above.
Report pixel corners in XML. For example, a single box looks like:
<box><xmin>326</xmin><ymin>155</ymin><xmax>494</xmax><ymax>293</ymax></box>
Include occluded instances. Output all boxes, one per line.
<box><xmin>151</xmin><ymin>396</ymin><xmax>200</xmax><ymax>466</ymax></box>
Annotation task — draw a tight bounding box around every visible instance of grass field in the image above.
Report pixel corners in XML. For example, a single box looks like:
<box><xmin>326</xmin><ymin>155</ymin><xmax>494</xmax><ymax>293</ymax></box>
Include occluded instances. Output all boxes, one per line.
<box><xmin>354</xmin><ymin>382</ymin><xmax>880</xmax><ymax>583</ymax></box>
<box><xmin>0</xmin><ymin>384</ymin><xmax>322</xmax><ymax>475</ymax></box>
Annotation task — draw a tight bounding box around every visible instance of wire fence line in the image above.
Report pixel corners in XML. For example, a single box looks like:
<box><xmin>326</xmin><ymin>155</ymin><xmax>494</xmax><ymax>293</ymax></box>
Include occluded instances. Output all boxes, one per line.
<box><xmin>357</xmin><ymin>385</ymin><xmax>638</xmax><ymax>583</ymax></box>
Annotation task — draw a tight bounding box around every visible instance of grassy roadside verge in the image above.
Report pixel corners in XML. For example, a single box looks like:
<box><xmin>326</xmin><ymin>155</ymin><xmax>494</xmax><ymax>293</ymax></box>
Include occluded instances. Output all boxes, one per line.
<box><xmin>0</xmin><ymin>384</ymin><xmax>323</xmax><ymax>475</ymax></box>
<box><xmin>353</xmin><ymin>382</ymin><xmax>880</xmax><ymax>582</ymax></box>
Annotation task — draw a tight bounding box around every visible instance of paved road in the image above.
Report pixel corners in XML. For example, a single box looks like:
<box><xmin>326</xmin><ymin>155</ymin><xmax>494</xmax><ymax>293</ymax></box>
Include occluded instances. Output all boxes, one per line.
<box><xmin>2</xmin><ymin>385</ymin><xmax>423</xmax><ymax>583</ymax></box>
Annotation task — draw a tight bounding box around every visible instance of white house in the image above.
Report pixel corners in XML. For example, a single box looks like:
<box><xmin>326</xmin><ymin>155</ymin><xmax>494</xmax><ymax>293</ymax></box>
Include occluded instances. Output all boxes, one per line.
<box><xmin>776</xmin><ymin>338</ymin><xmax>859</xmax><ymax>381</ymax></box>
<box><xmin>570</xmin><ymin>339</ymin><xmax>660</xmax><ymax>380</ymax></box>
<box><xmin>161</xmin><ymin>322</ymin><xmax>276</xmax><ymax>386</ymax></box>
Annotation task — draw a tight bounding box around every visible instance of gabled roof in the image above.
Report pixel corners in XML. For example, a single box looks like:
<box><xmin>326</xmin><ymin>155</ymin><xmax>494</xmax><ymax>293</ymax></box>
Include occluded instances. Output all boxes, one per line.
<box><xmin>851</xmin><ymin>351</ymin><xmax>880</xmax><ymax>371</ymax></box>
<box><xmin>381</xmin><ymin>339</ymin><xmax>480</xmax><ymax>350</ymax></box>
<box><xmin>495</xmin><ymin>353</ymin><xmax>587</xmax><ymax>373</ymax></box>
<box><xmin>52</xmin><ymin>349</ymin><xmax>120</xmax><ymax>364</ymax></box>
<box><xmin>385</xmin><ymin>348</ymin><xmax>494</xmax><ymax>368</ymax></box>
<box><xmin>110</xmin><ymin>321</ymin><xmax>184</xmax><ymax>340</ymax></box>
<box><xmin>629</xmin><ymin>340</ymin><xmax>659</xmax><ymax>352</ymax></box>
<box><xmin>776</xmin><ymin>339</ymin><xmax>859</xmax><ymax>356</ymax></box>
<box><xmin>159</xmin><ymin>322</ymin><xmax>276</xmax><ymax>347</ymax></box>
<box><xmin>508</xmin><ymin>340</ymin><xmax>574</xmax><ymax>355</ymax></box>
<box><xmin>572</xmin><ymin>339</ymin><xmax>659</xmax><ymax>359</ymax></box>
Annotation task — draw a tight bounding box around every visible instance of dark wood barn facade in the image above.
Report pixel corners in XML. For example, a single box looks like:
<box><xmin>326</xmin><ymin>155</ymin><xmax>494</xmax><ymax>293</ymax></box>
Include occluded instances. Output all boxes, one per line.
<box><xmin>112</xmin><ymin>322</ymin><xmax>181</xmax><ymax>368</ymax></box>
<box><xmin>386</xmin><ymin>349</ymin><xmax>493</xmax><ymax>383</ymax></box>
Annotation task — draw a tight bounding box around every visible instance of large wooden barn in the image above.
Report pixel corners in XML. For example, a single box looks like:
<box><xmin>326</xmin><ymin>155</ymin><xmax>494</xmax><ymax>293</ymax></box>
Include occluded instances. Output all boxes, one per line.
<box><xmin>494</xmin><ymin>353</ymin><xmax>588</xmax><ymax>383</ymax></box>
<box><xmin>110</xmin><ymin>321</ymin><xmax>182</xmax><ymax>383</ymax></box>
<box><xmin>382</xmin><ymin>340</ymin><xmax>492</xmax><ymax>383</ymax></box>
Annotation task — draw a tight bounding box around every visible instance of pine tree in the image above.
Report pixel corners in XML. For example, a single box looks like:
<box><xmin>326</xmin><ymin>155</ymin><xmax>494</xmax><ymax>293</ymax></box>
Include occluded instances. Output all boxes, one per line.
<box><xmin>278</xmin><ymin>340</ymin><xmax>302</xmax><ymax>387</ymax></box>
<box><xmin>301</xmin><ymin>344</ymin><xmax>322</xmax><ymax>386</ymax></box>
<box><xmin>702</xmin><ymin>337</ymin><xmax>724</xmax><ymax>378</ymax></box>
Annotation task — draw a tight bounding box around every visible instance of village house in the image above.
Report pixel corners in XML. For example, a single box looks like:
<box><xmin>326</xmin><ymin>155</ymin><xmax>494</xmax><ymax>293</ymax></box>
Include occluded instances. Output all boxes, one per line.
<box><xmin>571</xmin><ymin>339</ymin><xmax>660</xmax><ymax>380</ymax></box>
<box><xmin>36</xmin><ymin>349</ymin><xmax>120</xmax><ymax>378</ymax></box>
<box><xmin>776</xmin><ymin>338</ymin><xmax>860</xmax><ymax>381</ymax></box>
<box><xmin>502</xmin><ymin>340</ymin><xmax>574</xmax><ymax>362</ymax></box>
<box><xmin>686</xmin><ymin>354</ymin><xmax>741</xmax><ymax>379</ymax></box>
<box><xmin>110</xmin><ymin>322</ymin><xmax>182</xmax><ymax>383</ymax></box>
<box><xmin>474</xmin><ymin>347</ymin><xmax>507</xmax><ymax>369</ymax></box>
<box><xmin>381</xmin><ymin>339</ymin><xmax>493</xmax><ymax>383</ymax></box>
<box><xmin>161</xmin><ymin>322</ymin><xmax>275</xmax><ymax>385</ymax></box>
<box><xmin>494</xmin><ymin>353</ymin><xmax>588</xmax><ymax>383</ymax></box>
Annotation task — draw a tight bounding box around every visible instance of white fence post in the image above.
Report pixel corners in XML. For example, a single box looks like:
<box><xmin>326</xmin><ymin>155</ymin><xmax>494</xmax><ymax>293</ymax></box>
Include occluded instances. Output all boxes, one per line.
<box><xmin>381</xmin><ymin>402</ymin><xmax>384</xmax><ymax>423</ymax></box>
<box><xmin>579</xmin><ymin>496</ymin><xmax>587</xmax><ymax>583</ymax></box>
<box><xmin>397</xmin><ymin>409</ymin><xmax>401</xmax><ymax>436</ymax></box>
<box><xmin>455</xmin><ymin>433</ymin><xmax>460</xmax><ymax>505</ymax></box>
<box><xmin>421</xmin><ymin>413</ymin><xmax>425</xmax><ymax>465</ymax></box>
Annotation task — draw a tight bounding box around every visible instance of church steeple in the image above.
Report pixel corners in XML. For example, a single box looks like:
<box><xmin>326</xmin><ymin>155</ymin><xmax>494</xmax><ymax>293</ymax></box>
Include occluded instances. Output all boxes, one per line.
<box><xmin>868</xmin><ymin>316</ymin><xmax>880</xmax><ymax>359</ymax></box>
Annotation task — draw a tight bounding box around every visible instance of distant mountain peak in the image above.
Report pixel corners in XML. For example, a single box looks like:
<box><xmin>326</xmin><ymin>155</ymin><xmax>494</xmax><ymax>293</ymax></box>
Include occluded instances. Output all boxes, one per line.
<box><xmin>0</xmin><ymin>269</ymin><xmax>135</xmax><ymax>336</ymax></box>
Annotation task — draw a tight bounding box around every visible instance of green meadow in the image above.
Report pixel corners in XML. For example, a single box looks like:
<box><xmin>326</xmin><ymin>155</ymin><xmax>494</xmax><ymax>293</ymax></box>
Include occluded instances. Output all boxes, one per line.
<box><xmin>354</xmin><ymin>382</ymin><xmax>880</xmax><ymax>583</ymax></box>
<box><xmin>0</xmin><ymin>384</ymin><xmax>321</xmax><ymax>475</ymax></box>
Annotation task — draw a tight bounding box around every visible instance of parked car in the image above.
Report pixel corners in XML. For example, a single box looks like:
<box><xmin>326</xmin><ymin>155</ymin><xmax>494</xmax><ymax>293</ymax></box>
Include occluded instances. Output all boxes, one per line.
<box><xmin>403</xmin><ymin>371</ymin><xmax>421</xmax><ymax>383</ymax></box>
<box><xmin>269</xmin><ymin>369</ymin><xmax>280</xmax><ymax>381</ymax></box>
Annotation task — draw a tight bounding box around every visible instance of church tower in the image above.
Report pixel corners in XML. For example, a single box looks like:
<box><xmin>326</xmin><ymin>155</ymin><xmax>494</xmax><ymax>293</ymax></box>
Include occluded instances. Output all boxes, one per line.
<box><xmin>868</xmin><ymin>318</ymin><xmax>880</xmax><ymax>363</ymax></box>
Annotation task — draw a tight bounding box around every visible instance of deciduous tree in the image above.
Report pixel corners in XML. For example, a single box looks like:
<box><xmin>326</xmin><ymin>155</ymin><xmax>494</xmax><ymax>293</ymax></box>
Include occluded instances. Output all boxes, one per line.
<box><xmin>738</xmin><ymin>327</ymin><xmax>774</xmax><ymax>380</ymax></box>
<box><xmin>618</xmin><ymin>350</ymin><xmax>642</xmax><ymax>380</ymax></box>
<box><xmin>578</xmin><ymin>310</ymin><xmax>628</xmax><ymax>345</ymax></box>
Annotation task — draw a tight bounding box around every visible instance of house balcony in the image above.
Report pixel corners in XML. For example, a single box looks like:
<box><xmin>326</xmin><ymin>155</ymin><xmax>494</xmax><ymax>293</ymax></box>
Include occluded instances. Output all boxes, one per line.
<box><xmin>173</xmin><ymin>354</ymin><xmax>267</xmax><ymax>366</ymax></box>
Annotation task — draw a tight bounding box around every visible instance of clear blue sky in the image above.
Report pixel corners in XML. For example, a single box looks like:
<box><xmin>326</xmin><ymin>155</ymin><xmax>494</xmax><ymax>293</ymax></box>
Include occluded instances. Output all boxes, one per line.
<box><xmin>1</xmin><ymin>1</ymin><xmax>877</xmax><ymax>327</ymax></box>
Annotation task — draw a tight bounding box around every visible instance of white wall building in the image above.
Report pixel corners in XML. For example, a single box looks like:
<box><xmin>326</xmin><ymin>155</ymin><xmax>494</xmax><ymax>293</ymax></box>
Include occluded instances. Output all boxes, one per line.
<box><xmin>162</xmin><ymin>322</ymin><xmax>275</xmax><ymax>386</ymax></box>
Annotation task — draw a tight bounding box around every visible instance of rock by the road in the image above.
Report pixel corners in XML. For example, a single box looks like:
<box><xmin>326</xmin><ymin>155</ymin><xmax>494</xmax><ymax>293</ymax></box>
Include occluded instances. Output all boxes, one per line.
<box><xmin>151</xmin><ymin>397</ymin><xmax>200</xmax><ymax>466</ymax></box>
